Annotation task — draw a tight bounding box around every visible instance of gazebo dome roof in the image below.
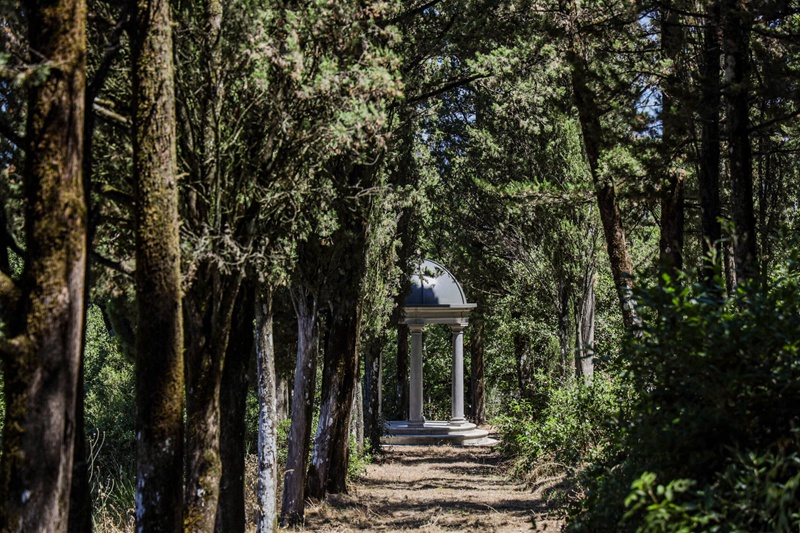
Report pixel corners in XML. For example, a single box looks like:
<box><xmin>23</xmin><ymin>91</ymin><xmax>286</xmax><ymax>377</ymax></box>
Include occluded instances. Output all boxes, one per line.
<box><xmin>405</xmin><ymin>259</ymin><xmax>469</xmax><ymax>307</ymax></box>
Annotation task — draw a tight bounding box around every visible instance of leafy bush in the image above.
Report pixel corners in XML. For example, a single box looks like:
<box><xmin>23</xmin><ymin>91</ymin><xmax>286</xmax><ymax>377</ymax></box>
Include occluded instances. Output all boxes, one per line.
<box><xmin>571</xmin><ymin>264</ymin><xmax>800</xmax><ymax>530</ymax></box>
<box><xmin>497</xmin><ymin>373</ymin><xmax>624</xmax><ymax>479</ymax></box>
<box><xmin>623</xmin><ymin>442</ymin><xmax>800</xmax><ymax>532</ymax></box>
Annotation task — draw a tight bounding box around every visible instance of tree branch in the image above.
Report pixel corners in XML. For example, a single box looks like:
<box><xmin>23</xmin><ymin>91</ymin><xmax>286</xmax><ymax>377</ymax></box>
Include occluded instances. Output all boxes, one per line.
<box><xmin>0</xmin><ymin>115</ymin><xmax>24</xmax><ymax>149</ymax></box>
<box><xmin>93</xmin><ymin>103</ymin><xmax>130</xmax><ymax>128</ymax></box>
<box><xmin>91</xmin><ymin>251</ymin><xmax>134</xmax><ymax>277</ymax></box>
<box><xmin>88</xmin><ymin>9</ymin><xmax>131</xmax><ymax>103</ymax></box>
<box><xmin>750</xmin><ymin>108</ymin><xmax>800</xmax><ymax>134</ymax></box>
<box><xmin>405</xmin><ymin>73</ymin><xmax>490</xmax><ymax>106</ymax></box>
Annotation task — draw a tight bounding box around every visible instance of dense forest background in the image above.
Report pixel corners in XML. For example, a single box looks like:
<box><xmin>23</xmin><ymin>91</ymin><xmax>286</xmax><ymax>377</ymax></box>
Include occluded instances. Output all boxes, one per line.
<box><xmin>1</xmin><ymin>0</ymin><xmax>799</xmax><ymax>531</ymax></box>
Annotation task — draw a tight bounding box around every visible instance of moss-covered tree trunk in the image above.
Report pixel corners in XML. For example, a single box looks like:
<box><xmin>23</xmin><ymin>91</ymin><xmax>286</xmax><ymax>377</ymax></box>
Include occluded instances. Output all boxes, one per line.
<box><xmin>280</xmin><ymin>289</ymin><xmax>318</xmax><ymax>526</ymax></box>
<box><xmin>255</xmin><ymin>289</ymin><xmax>278</xmax><ymax>533</ymax></box>
<box><xmin>215</xmin><ymin>285</ymin><xmax>254</xmax><ymax>533</ymax></box>
<box><xmin>0</xmin><ymin>0</ymin><xmax>87</xmax><ymax>530</ymax></box>
<box><xmin>130</xmin><ymin>0</ymin><xmax>185</xmax><ymax>528</ymax></box>
<box><xmin>183</xmin><ymin>270</ymin><xmax>243</xmax><ymax>533</ymax></box>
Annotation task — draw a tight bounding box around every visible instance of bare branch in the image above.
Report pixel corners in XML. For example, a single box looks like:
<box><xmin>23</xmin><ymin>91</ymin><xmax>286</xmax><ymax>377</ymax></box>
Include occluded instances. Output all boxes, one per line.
<box><xmin>93</xmin><ymin>103</ymin><xmax>130</xmax><ymax>127</ymax></box>
<box><xmin>405</xmin><ymin>73</ymin><xmax>490</xmax><ymax>106</ymax></box>
<box><xmin>91</xmin><ymin>251</ymin><xmax>134</xmax><ymax>277</ymax></box>
<box><xmin>88</xmin><ymin>9</ymin><xmax>131</xmax><ymax>103</ymax></box>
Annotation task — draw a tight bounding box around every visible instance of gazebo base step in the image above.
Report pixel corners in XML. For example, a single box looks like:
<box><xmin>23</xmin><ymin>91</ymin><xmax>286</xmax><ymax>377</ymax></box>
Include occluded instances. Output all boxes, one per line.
<box><xmin>381</xmin><ymin>420</ymin><xmax>498</xmax><ymax>446</ymax></box>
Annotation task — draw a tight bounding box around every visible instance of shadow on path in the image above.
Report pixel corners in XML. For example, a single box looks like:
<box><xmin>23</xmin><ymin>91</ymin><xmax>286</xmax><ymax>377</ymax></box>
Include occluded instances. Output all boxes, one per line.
<box><xmin>300</xmin><ymin>445</ymin><xmax>563</xmax><ymax>532</ymax></box>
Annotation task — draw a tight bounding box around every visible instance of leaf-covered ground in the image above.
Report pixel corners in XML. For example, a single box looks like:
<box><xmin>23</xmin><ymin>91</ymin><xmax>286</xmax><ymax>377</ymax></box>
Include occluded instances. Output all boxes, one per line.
<box><xmin>294</xmin><ymin>445</ymin><xmax>563</xmax><ymax>532</ymax></box>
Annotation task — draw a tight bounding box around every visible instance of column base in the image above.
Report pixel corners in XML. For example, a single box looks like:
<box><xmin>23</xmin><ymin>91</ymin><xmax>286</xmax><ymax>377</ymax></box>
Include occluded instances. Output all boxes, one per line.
<box><xmin>448</xmin><ymin>417</ymin><xmax>469</xmax><ymax>427</ymax></box>
<box><xmin>408</xmin><ymin>417</ymin><xmax>426</xmax><ymax>427</ymax></box>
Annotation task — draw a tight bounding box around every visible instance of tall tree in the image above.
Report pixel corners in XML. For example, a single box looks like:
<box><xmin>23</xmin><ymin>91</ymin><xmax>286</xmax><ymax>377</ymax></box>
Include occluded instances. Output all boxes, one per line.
<box><xmin>280</xmin><ymin>287</ymin><xmax>318</xmax><ymax>526</ymax></box>
<box><xmin>130</xmin><ymin>0</ymin><xmax>185</xmax><ymax>528</ymax></box>
<box><xmin>255</xmin><ymin>288</ymin><xmax>279</xmax><ymax>533</ymax></box>
<box><xmin>215</xmin><ymin>286</ymin><xmax>254</xmax><ymax>533</ymax></box>
<box><xmin>658</xmin><ymin>2</ymin><xmax>687</xmax><ymax>275</ymax></box>
<box><xmin>0</xmin><ymin>0</ymin><xmax>88</xmax><ymax>530</ymax></box>
<box><xmin>698</xmin><ymin>0</ymin><xmax>723</xmax><ymax>283</ymax></box>
<box><xmin>721</xmin><ymin>0</ymin><xmax>757</xmax><ymax>283</ymax></box>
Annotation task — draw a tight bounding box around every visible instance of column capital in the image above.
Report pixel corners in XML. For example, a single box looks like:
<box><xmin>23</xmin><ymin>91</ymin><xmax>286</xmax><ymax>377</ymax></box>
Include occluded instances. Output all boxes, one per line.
<box><xmin>449</xmin><ymin>323</ymin><xmax>466</xmax><ymax>333</ymax></box>
<box><xmin>409</xmin><ymin>323</ymin><xmax>425</xmax><ymax>334</ymax></box>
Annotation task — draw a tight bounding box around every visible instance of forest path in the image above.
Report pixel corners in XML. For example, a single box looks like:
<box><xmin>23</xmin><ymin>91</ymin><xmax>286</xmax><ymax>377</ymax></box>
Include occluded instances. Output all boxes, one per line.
<box><xmin>298</xmin><ymin>444</ymin><xmax>563</xmax><ymax>532</ymax></box>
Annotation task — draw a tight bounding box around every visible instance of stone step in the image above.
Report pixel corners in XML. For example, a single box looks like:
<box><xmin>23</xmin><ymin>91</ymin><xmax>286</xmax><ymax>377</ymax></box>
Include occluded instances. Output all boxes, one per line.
<box><xmin>382</xmin><ymin>420</ymin><xmax>498</xmax><ymax>447</ymax></box>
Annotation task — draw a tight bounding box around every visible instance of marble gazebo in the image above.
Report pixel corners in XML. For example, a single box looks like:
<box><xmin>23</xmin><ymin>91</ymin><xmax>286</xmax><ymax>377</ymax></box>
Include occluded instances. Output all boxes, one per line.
<box><xmin>382</xmin><ymin>259</ymin><xmax>495</xmax><ymax>446</ymax></box>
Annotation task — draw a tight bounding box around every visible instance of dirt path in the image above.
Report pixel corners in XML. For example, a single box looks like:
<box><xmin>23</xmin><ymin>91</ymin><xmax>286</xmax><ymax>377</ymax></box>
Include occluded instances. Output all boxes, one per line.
<box><xmin>298</xmin><ymin>445</ymin><xmax>564</xmax><ymax>532</ymax></box>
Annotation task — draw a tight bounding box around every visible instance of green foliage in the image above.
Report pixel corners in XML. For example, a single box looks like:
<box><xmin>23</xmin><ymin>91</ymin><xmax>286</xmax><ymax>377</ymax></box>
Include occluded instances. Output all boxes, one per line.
<box><xmin>571</xmin><ymin>264</ymin><xmax>800</xmax><ymax>530</ymax></box>
<box><xmin>497</xmin><ymin>374</ymin><xmax>625</xmax><ymax>478</ymax></box>
<box><xmin>347</xmin><ymin>435</ymin><xmax>372</xmax><ymax>482</ymax></box>
<box><xmin>84</xmin><ymin>305</ymin><xmax>136</xmax><ymax>475</ymax></box>
<box><xmin>623</xmin><ymin>446</ymin><xmax>800</xmax><ymax>532</ymax></box>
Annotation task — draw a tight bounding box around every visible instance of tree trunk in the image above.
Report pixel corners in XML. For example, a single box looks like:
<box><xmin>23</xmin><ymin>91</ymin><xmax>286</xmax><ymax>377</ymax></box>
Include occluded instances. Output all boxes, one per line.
<box><xmin>255</xmin><ymin>289</ymin><xmax>278</xmax><ymax>533</ymax></box>
<box><xmin>68</xmin><ymin>366</ymin><xmax>92</xmax><ymax>533</ymax></box>
<box><xmin>513</xmin><ymin>320</ymin><xmax>532</xmax><ymax>399</ymax></box>
<box><xmin>557</xmin><ymin>282</ymin><xmax>571</xmax><ymax>378</ymax></box>
<box><xmin>575</xmin><ymin>270</ymin><xmax>596</xmax><ymax>380</ymax></box>
<box><xmin>279</xmin><ymin>289</ymin><xmax>318</xmax><ymax>527</ymax></box>
<box><xmin>276</xmin><ymin>373</ymin><xmax>290</xmax><ymax>424</ymax></box>
<box><xmin>569</xmin><ymin>60</ymin><xmax>640</xmax><ymax>329</ymax></box>
<box><xmin>130</xmin><ymin>0</ymin><xmax>185</xmax><ymax>528</ymax></box>
<box><xmin>215</xmin><ymin>287</ymin><xmax>254</xmax><ymax>533</ymax></box>
<box><xmin>659</xmin><ymin>4</ymin><xmax>685</xmax><ymax>276</ymax></box>
<box><xmin>352</xmin><ymin>378</ymin><xmax>365</xmax><ymax>454</ymax></box>
<box><xmin>306</xmin><ymin>306</ymin><xmax>360</xmax><ymax>499</ymax></box>
<box><xmin>469</xmin><ymin>317</ymin><xmax>486</xmax><ymax>425</ymax></box>
<box><xmin>183</xmin><ymin>271</ymin><xmax>244</xmax><ymax>533</ymax></box>
<box><xmin>699</xmin><ymin>0</ymin><xmax>722</xmax><ymax>283</ymax></box>
<box><xmin>0</xmin><ymin>0</ymin><xmax>87</xmax><ymax>530</ymax></box>
<box><xmin>721</xmin><ymin>0</ymin><xmax>757</xmax><ymax>283</ymax></box>
<box><xmin>363</xmin><ymin>335</ymin><xmax>383</xmax><ymax>452</ymax></box>
<box><xmin>396</xmin><ymin>323</ymin><xmax>409</xmax><ymax>420</ymax></box>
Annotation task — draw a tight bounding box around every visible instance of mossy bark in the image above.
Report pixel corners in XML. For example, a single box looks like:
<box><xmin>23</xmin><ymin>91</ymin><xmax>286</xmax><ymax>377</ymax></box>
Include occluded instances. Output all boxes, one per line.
<box><xmin>131</xmin><ymin>0</ymin><xmax>185</xmax><ymax>529</ymax></box>
<box><xmin>0</xmin><ymin>0</ymin><xmax>87</xmax><ymax>530</ymax></box>
<box><xmin>215</xmin><ymin>285</ymin><xmax>254</xmax><ymax>533</ymax></box>
<box><xmin>279</xmin><ymin>289</ymin><xmax>318</xmax><ymax>527</ymax></box>
<box><xmin>183</xmin><ymin>270</ymin><xmax>243</xmax><ymax>533</ymax></box>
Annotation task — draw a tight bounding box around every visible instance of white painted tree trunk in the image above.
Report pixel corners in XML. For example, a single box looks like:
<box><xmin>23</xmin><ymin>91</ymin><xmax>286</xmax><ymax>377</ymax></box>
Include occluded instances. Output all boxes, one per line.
<box><xmin>255</xmin><ymin>290</ymin><xmax>277</xmax><ymax>533</ymax></box>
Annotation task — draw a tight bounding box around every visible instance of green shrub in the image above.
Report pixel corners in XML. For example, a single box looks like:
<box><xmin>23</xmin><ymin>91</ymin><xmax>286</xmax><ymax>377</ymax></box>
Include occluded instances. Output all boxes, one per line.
<box><xmin>571</xmin><ymin>263</ymin><xmax>800</xmax><ymax>530</ymax></box>
<box><xmin>623</xmin><ymin>442</ymin><xmax>800</xmax><ymax>532</ymax></box>
<box><xmin>497</xmin><ymin>373</ymin><xmax>625</xmax><ymax>479</ymax></box>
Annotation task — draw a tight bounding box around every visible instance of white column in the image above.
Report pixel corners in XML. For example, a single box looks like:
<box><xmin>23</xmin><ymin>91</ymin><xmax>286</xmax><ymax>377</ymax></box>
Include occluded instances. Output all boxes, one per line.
<box><xmin>408</xmin><ymin>324</ymin><xmax>425</xmax><ymax>426</ymax></box>
<box><xmin>450</xmin><ymin>325</ymin><xmax>466</xmax><ymax>425</ymax></box>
